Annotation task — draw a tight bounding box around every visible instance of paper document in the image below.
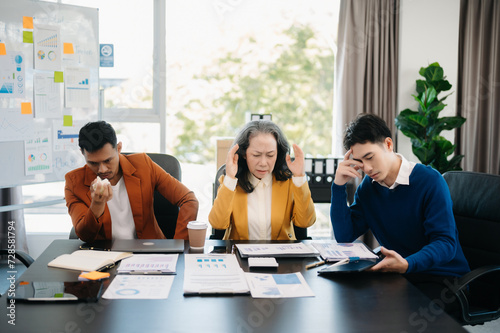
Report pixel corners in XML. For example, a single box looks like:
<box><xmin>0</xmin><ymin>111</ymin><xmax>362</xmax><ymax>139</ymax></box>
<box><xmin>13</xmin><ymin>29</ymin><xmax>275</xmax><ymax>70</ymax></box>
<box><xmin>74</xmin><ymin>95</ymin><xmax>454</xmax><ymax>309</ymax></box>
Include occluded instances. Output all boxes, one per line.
<box><xmin>245</xmin><ymin>272</ymin><xmax>314</xmax><ymax>298</ymax></box>
<box><xmin>117</xmin><ymin>254</ymin><xmax>178</xmax><ymax>274</ymax></box>
<box><xmin>102</xmin><ymin>275</ymin><xmax>174</xmax><ymax>299</ymax></box>
<box><xmin>183</xmin><ymin>254</ymin><xmax>249</xmax><ymax>295</ymax></box>
<box><xmin>311</xmin><ymin>242</ymin><xmax>378</xmax><ymax>262</ymax></box>
<box><xmin>235</xmin><ymin>243</ymin><xmax>318</xmax><ymax>258</ymax></box>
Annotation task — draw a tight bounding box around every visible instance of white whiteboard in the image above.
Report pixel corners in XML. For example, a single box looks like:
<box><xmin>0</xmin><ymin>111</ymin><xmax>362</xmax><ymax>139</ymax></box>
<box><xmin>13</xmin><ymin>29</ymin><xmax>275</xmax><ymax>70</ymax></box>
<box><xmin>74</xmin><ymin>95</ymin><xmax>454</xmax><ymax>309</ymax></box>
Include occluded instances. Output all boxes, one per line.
<box><xmin>0</xmin><ymin>0</ymin><xmax>99</xmax><ymax>188</ymax></box>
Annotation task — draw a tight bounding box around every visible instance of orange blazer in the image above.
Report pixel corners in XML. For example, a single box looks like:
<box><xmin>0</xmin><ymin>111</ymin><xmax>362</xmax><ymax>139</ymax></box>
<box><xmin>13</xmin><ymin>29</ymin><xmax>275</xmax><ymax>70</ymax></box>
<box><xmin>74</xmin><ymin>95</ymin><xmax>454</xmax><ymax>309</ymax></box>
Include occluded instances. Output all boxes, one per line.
<box><xmin>209</xmin><ymin>175</ymin><xmax>316</xmax><ymax>240</ymax></box>
<box><xmin>65</xmin><ymin>153</ymin><xmax>198</xmax><ymax>242</ymax></box>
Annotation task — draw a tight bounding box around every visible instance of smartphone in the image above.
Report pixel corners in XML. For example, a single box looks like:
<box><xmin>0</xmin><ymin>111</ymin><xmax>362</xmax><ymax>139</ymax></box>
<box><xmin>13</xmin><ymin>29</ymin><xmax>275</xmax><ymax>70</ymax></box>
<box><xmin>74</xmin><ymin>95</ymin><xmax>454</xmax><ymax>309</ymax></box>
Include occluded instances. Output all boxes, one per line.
<box><xmin>9</xmin><ymin>280</ymin><xmax>104</xmax><ymax>302</ymax></box>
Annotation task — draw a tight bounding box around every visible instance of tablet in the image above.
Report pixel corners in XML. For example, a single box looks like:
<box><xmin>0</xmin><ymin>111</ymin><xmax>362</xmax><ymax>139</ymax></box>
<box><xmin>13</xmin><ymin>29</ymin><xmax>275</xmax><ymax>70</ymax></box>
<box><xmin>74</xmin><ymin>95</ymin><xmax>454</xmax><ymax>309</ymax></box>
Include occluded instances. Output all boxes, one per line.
<box><xmin>10</xmin><ymin>280</ymin><xmax>104</xmax><ymax>302</ymax></box>
<box><xmin>317</xmin><ymin>259</ymin><xmax>379</xmax><ymax>274</ymax></box>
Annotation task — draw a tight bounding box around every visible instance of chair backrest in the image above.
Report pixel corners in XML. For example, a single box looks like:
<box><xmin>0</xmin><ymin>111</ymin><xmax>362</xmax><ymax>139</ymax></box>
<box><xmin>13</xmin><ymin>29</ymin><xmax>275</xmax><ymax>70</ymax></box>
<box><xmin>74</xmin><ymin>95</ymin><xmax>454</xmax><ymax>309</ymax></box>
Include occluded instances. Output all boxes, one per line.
<box><xmin>146</xmin><ymin>153</ymin><xmax>181</xmax><ymax>239</ymax></box>
<box><xmin>210</xmin><ymin>164</ymin><xmax>310</xmax><ymax>240</ymax></box>
<box><xmin>69</xmin><ymin>153</ymin><xmax>181</xmax><ymax>239</ymax></box>
<box><xmin>443</xmin><ymin>171</ymin><xmax>500</xmax><ymax>270</ymax></box>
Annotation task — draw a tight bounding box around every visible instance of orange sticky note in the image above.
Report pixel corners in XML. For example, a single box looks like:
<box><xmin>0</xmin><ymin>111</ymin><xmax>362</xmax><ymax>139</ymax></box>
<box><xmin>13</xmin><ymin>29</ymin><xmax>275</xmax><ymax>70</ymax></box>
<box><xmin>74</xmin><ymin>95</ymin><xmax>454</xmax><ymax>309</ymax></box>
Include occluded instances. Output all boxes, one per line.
<box><xmin>0</xmin><ymin>43</ymin><xmax>6</xmax><ymax>56</ymax></box>
<box><xmin>79</xmin><ymin>271</ymin><xmax>110</xmax><ymax>281</ymax></box>
<box><xmin>63</xmin><ymin>43</ymin><xmax>74</xmax><ymax>54</ymax></box>
<box><xmin>21</xmin><ymin>102</ymin><xmax>32</xmax><ymax>114</ymax></box>
<box><xmin>23</xmin><ymin>16</ymin><xmax>34</xmax><ymax>29</ymax></box>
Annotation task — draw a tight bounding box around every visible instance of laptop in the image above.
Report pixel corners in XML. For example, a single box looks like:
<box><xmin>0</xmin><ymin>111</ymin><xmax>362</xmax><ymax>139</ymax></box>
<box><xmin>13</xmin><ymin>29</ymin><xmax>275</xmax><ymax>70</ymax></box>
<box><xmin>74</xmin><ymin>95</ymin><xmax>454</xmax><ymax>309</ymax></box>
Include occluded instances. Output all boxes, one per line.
<box><xmin>111</xmin><ymin>239</ymin><xmax>185</xmax><ymax>253</ymax></box>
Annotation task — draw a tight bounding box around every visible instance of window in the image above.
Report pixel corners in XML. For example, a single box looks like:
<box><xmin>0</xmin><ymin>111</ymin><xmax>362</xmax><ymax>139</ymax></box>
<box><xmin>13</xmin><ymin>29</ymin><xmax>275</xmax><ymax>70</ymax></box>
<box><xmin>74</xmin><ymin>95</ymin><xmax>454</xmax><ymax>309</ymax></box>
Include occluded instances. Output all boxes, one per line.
<box><xmin>24</xmin><ymin>0</ymin><xmax>340</xmax><ymax>242</ymax></box>
<box><xmin>166</xmin><ymin>0</ymin><xmax>340</xmax><ymax>238</ymax></box>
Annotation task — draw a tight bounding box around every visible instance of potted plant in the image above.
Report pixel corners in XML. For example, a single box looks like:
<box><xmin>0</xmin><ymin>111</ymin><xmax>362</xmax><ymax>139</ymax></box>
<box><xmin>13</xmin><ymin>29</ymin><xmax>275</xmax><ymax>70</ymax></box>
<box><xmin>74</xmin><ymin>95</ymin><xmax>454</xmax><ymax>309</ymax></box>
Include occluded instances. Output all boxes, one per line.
<box><xmin>395</xmin><ymin>62</ymin><xmax>466</xmax><ymax>173</ymax></box>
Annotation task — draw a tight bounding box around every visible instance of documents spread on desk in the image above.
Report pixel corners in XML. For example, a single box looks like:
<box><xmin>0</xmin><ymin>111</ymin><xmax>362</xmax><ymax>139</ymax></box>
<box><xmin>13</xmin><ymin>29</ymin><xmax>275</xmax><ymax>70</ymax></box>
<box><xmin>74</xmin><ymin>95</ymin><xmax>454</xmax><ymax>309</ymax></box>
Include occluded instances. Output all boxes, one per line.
<box><xmin>245</xmin><ymin>272</ymin><xmax>314</xmax><ymax>298</ymax></box>
<box><xmin>102</xmin><ymin>275</ymin><xmax>175</xmax><ymax>299</ymax></box>
<box><xmin>311</xmin><ymin>242</ymin><xmax>378</xmax><ymax>262</ymax></box>
<box><xmin>117</xmin><ymin>254</ymin><xmax>178</xmax><ymax>274</ymax></box>
<box><xmin>183</xmin><ymin>254</ymin><xmax>250</xmax><ymax>295</ymax></box>
<box><xmin>235</xmin><ymin>243</ymin><xmax>318</xmax><ymax>258</ymax></box>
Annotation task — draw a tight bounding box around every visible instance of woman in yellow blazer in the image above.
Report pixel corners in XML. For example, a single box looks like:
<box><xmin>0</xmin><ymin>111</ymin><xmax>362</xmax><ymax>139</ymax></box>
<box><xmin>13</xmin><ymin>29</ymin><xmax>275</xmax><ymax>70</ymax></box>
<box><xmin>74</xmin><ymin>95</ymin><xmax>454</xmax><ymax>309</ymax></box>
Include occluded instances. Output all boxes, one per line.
<box><xmin>209</xmin><ymin>120</ymin><xmax>316</xmax><ymax>240</ymax></box>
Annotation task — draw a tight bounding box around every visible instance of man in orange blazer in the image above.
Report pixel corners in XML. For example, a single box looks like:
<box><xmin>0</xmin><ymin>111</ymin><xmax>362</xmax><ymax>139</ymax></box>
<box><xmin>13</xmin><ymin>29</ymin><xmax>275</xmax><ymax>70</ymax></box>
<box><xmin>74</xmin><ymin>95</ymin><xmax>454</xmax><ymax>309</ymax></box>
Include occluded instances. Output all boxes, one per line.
<box><xmin>65</xmin><ymin>121</ymin><xmax>198</xmax><ymax>242</ymax></box>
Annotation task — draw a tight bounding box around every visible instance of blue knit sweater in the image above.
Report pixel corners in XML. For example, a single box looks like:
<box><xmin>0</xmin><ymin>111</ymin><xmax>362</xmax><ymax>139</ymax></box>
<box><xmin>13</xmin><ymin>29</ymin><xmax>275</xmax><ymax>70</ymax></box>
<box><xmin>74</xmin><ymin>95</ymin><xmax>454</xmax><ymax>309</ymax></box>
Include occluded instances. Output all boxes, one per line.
<box><xmin>330</xmin><ymin>163</ymin><xmax>470</xmax><ymax>277</ymax></box>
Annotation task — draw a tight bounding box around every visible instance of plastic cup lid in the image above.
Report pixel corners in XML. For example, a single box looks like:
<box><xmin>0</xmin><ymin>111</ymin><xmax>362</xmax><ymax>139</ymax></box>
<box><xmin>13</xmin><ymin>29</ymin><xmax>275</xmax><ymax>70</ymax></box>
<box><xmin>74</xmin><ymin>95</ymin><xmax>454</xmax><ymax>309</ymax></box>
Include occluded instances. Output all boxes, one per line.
<box><xmin>187</xmin><ymin>221</ymin><xmax>208</xmax><ymax>229</ymax></box>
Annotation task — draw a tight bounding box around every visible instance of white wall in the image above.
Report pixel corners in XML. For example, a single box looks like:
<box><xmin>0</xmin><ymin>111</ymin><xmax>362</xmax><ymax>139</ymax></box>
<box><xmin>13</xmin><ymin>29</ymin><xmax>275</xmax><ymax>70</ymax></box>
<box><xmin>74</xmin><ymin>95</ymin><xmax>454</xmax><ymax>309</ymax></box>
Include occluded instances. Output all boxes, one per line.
<box><xmin>397</xmin><ymin>0</ymin><xmax>461</xmax><ymax>161</ymax></box>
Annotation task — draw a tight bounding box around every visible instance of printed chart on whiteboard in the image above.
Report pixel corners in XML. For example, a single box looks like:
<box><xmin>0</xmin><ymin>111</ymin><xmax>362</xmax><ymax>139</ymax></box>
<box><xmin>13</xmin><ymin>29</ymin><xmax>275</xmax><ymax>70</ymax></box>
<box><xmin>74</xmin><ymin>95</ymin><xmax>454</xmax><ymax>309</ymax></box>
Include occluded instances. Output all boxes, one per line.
<box><xmin>65</xmin><ymin>67</ymin><xmax>91</xmax><ymax>108</ymax></box>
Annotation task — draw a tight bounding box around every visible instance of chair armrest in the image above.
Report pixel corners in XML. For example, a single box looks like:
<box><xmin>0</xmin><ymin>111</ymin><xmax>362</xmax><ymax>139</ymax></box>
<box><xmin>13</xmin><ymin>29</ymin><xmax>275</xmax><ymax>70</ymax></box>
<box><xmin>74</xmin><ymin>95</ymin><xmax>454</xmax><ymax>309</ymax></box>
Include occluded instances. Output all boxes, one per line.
<box><xmin>453</xmin><ymin>265</ymin><xmax>500</xmax><ymax>292</ymax></box>
<box><xmin>0</xmin><ymin>249</ymin><xmax>34</xmax><ymax>267</ymax></box>
<box><xmin>451</xmin><ymin>265</ymin><xmax>500</xmax><ymax>325</ymax></box>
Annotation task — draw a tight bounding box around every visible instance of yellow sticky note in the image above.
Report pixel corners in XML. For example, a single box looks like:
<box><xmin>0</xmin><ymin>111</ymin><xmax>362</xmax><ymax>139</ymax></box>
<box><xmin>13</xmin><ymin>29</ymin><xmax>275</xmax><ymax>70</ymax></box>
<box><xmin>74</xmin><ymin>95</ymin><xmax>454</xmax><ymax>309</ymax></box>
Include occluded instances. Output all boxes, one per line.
<box><xmin>54</xmin><ymin>71</ymin><xmax>64</xmax><ymax>82</ymax></box>
<box><xmin>21</xmin><ymin>102</ymin><xmax>32</xmax><ymax>115</ymax></box>
<box><xmin>23</xmin><ymin>31</ymin><xmax>33</xmax><ymax>43</ymax></box>
<box><xmin>0</xmin><ymin>43</ymin><xmax>6</xmax><ymax>56</ymax></box>
<box><xmin>23</xmin><ymin>16</ymin><xmax>34</xmax><ymax>29</ymax></box>
<box><xmin>63</xmin><ymin>43</ymin><xmax>74</xmax><ymax>54</ymax></box>
<box><xmin>63</xmin><ymin>115</ymin><xmax>73</xmax><ymax>126</ymax></box>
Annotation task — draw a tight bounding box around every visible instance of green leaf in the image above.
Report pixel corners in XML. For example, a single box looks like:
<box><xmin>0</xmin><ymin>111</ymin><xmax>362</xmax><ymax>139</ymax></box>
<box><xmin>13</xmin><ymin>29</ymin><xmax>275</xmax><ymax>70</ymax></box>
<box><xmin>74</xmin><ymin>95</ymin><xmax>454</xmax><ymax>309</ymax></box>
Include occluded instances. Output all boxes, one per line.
<box><xmin>433</xmin><ymin>80</ymin><xmax>452</xmax><ymax>92</ymax></box>
<box><xmin>425</xmin><ymin>101</ymin><xmax>446</xmax><ymax>115</ymax></box>
<box><xmin>424</xmin><ymin>66</ymin><xmax>444</xmax><ymax>83</ymax></box>
<box><xmin>447</xmin><ymin>155</ymin><xmax>464</xmax><ymax>171</ymax></box>
<box><xmin>412</xmin><ymin>94</ymin><xmax>426</xmax><ymax>112</ymax></box>
<box><xmin>438</xmin><ymin>116</ymin><xmax>466</xmax><ymax>130</ymax></box>
<box><xmin>413</xmin><ymin>143</ymin><xmax>436</xmax><ymax>165</ymax></box>
<box><xmin>434</xmin><ymin>137</ymin><xmax>455</xmax><ymax>156</ymax></box>
<box><xmin>416</xmin><ymin>80</ymin><xmax>427</xmax><ymax>94</ymax></box>
<box><xmin>425</xmin><ymin>86</ymin><xmax>437</xmax><ymax>105</ymax></box>
<box><xmin>407</xmin><ymin>114</ymin><xmax>428</xmax><ymax>127</ymax></box>
<box><xmin>396</xmin><ymin>110</ymin><xmax>425</xmax><ymax>139</ymax></box>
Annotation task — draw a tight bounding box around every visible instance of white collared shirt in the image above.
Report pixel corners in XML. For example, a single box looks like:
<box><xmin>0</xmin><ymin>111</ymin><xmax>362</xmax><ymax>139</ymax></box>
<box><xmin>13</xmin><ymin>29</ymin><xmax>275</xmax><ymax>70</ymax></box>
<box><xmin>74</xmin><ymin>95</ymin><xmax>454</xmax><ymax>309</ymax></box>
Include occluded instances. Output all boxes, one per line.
<box><xmin>247</xmin><ymin>173</ymin><xmax>273</xmax><ymax>240</ymax></box>
<box><xmin>375</xmin><ymin>153</ymin><xmax>416</xmax><ymax>189</ymax></box>
<box><xmin>108</xmin><ymin>177</ymin><xmax>136</xmax><ymax>240</ymax></box>
<box><xmin>223</xmin><ymin>173</ymin><xmax>307</xmax><ymax>240</ymax></box>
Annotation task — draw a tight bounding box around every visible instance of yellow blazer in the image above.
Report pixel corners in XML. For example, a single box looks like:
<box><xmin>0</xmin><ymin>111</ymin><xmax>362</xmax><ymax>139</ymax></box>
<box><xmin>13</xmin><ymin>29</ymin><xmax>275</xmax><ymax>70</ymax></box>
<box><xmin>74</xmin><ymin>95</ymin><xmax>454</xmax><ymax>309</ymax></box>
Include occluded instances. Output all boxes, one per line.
<box><xmin>209</xmin><ymin>175</ymin><xmax>316</xmax><ymax>240</ymax></box>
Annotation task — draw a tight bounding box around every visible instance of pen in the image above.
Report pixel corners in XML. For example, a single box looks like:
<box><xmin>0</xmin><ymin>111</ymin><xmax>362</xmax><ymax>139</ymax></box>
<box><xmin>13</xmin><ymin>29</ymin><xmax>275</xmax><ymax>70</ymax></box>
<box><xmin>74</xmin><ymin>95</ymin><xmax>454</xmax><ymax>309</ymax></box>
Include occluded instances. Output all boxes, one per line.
<box><xmin>306</xmin><ymin>260</ymin><xmax>326</xmax><ymax>270</ymax></box>
<box><xmin>327</xmin><ymin>257</ymin><xmax>350</xmax><ymax>268</ymax></box>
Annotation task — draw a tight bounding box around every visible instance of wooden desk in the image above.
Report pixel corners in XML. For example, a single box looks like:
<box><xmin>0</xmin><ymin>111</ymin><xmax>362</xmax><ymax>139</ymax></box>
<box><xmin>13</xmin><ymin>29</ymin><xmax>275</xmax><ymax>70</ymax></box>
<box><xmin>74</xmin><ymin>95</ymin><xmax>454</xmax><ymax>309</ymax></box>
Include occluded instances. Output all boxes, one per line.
<box><xmin>1</xmin><ymin>240</ymin><xmax>467</xmax><ymax>333</ymax></box>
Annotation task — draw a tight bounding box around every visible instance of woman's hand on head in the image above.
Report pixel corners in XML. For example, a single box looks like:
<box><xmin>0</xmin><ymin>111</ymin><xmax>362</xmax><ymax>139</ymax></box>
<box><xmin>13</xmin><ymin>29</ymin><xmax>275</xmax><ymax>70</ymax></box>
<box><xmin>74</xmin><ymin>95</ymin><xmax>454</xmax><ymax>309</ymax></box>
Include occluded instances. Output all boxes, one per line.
<box><xmin>286</xmin><ymin>144</ymin><xmax>305</xmax><ymax>177</ymax></box>
<box><xmin>225</xmin><ymin>144</ymin><xmax>239</xmax><ymax>179</ymax></box>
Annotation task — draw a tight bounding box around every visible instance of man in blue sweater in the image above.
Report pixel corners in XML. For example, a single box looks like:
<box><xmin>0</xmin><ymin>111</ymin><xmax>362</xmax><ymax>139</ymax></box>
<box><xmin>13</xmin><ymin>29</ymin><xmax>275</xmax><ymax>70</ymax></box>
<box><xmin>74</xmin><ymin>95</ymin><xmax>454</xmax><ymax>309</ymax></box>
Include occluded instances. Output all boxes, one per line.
<box><xmin>330</xmin><ymin>114</ymin><xmax>469</xmax><ymax>319</ymax></box>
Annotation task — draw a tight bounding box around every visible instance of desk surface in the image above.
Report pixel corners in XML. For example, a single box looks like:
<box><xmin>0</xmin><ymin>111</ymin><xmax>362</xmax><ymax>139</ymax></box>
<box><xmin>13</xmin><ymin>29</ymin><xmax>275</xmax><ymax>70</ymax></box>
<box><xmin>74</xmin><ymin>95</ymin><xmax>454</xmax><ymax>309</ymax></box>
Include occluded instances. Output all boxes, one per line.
<box><xmin>1</xmin><ymin>240</ymin><xmax>467</xmax><ymax>333</ymax></box>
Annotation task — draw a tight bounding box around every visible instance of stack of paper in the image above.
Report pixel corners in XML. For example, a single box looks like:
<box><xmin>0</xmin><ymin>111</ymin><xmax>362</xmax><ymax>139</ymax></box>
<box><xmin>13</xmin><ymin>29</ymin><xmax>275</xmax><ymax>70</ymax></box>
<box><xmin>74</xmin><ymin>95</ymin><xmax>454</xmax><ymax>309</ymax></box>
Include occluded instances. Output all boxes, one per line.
<box><xmin>235</xmin><ymin>243</ymin><xmax>318</xmax><ymax>258</ymax></box>
<box><xmin>117</xmin><ymin>254</ymin><xmax>179</xmax><ymax>274</ymax></box>
<box><xmin>183</xmin><ymin>254</ymin><xmax>249</xmax><ymax>295</ymax></box>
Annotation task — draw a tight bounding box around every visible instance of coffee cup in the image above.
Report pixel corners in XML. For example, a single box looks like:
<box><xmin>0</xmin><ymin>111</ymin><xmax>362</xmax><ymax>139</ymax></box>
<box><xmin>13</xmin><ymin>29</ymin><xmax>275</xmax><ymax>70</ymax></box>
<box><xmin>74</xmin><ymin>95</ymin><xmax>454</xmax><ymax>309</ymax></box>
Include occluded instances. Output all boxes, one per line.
<box><xmin>187</xmin><ymin>221</ymin><xmax>208</xmax><ymax>249</ymax></box>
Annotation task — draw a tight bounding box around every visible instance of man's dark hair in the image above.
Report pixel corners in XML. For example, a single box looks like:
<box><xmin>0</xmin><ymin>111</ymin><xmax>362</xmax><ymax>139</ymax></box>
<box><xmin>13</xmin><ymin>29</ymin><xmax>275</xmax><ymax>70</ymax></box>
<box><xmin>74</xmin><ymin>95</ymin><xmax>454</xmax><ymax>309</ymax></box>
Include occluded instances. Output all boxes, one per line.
<box><xmin>233</xmin><ymin>120</ymin><xmax>292</xmax><ymax>193</ymax></box>
<box><xmin>78</xmin><ymin>121</ymin><xmax>117</xmax><ymax>153</ymax></box>
<box><xmin>343</xmin><ymin>114</ymin><xmax>392</xmax><ymax>150</ymax></box>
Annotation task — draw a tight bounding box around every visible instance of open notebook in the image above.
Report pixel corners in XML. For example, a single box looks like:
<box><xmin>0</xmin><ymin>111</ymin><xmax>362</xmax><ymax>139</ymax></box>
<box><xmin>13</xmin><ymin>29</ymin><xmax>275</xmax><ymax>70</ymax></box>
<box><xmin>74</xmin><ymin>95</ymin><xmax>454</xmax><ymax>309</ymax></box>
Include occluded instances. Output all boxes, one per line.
<box><xmin>48</xmin><ymin>250</ymin><xmax>132</xmax><ymax>271</ymax></box>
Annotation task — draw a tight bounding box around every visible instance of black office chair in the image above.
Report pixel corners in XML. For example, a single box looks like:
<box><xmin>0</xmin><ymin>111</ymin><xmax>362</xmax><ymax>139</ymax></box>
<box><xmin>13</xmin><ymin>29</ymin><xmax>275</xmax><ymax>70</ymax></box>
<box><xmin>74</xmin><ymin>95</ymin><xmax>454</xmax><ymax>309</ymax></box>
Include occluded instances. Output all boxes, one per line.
<box><xmin>443</xmin><ymin>171</ymin><xmax>500</xmax><ymax>326</ymax></box>
<box><xmin>0</xmin><ymin>249</ymin><xmax>34</xmax><ymax>268</ymax></box>
<box><xmin>210</xmin><ymin>164</ymin><xmax>310</xmax><ymax>240</ymax></box>
<box><xmin>69</xmin><ymin>153</ymin><xmax>181</xmax><ymax>240</ymax></box>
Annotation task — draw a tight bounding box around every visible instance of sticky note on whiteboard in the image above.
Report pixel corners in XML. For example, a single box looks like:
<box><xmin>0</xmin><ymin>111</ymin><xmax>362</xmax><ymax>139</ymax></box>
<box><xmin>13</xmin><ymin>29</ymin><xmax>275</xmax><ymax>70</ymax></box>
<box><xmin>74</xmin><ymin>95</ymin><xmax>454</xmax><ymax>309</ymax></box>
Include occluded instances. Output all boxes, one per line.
<box><xmin>23</xmin><ymin>16</ymin><xmax>34</xmax><ymax>29</ymax></box>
